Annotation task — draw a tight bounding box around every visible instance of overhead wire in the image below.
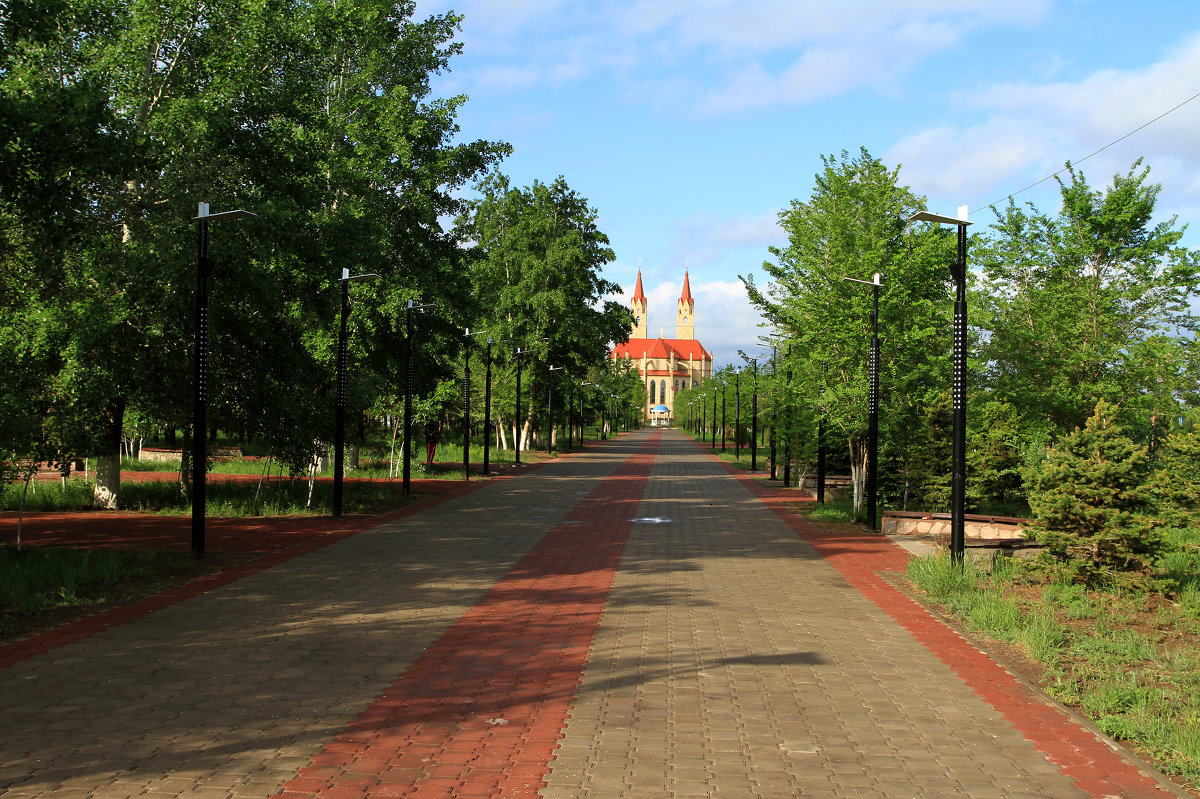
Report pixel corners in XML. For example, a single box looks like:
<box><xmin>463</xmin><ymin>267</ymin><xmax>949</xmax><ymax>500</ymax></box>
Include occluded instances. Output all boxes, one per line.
<box><xmin>977</xmin><ymin>88</ymin><xmax>1200</xmax><ymax>214</ymax></box>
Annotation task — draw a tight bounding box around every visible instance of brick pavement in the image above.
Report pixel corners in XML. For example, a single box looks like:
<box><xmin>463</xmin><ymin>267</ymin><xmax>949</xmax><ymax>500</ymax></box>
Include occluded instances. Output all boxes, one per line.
<box><xmin>0</xmin><ymin>428</ymin><xmax>1189</xmax><ymax>798</ymax></box>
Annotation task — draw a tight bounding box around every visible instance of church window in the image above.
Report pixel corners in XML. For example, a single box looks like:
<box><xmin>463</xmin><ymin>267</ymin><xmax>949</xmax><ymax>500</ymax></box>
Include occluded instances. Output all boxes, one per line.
<box><xmin>660</xmin><ymin>380</ymin><xmax>666</xmax><ymax>401</ymax></box>
<box><xmin>650</xmin><ymin>380</ymin><xmax>655</xmax><ymax>403</ymax></box>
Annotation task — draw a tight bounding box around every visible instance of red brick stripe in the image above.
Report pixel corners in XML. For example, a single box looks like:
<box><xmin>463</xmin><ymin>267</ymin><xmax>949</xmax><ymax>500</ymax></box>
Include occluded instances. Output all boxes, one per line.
<box><xmin>713</xmin><ymin>449</ymin><xmax>1176</xmax><ymax>799</ymax></box>
<box><xmin>277</xmin><ymin>431</ymin><xmax>662</xmax><ymax>799</ymax></box>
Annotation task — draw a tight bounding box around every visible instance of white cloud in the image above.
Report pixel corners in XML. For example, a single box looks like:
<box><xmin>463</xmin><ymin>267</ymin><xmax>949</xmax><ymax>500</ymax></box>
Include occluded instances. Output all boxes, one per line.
<box><xmin>421</xmin><ymin>0</ymin><xmax>1050</xmax><ymax>113</ymax></box>
<box><xmin>889</xmin><ymin>31</ymin><xmax>1200</xmax><ymax>215</ymax></box>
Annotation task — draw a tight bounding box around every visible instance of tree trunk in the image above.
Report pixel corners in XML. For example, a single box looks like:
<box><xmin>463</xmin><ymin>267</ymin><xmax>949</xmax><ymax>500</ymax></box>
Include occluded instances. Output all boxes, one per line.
<box><xmin>179</xmin><ymin>427</ymin><xmax>192</xmax><ymax>501</ymax></box>
<box><xmin>92</xmin><ymin>399</ymin><xmax>125</xmax><ymax>509</ymax></box>
<box><xmin>848</xmin><ymin>436</ymin><xmax>867</xmax><ymax>514</ymax></box>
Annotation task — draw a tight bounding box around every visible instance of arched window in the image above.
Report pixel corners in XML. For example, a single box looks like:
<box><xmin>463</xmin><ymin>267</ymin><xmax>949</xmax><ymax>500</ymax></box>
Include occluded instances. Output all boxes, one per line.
<box><xmin>649</xmin><ymin>380</ymin><xmax>656</xmax><ymax>404</ymax></box>
<box><xmin>660</xmin><ymin>380</ymin><xmax>667</xmax><ymax>402</ymax></box>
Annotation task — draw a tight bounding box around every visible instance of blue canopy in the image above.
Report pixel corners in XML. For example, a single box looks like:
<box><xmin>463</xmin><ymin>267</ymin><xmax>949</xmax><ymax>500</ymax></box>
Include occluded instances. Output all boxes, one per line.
<box><xmin>651</xmin><ymin>404</ymin><xmax>670</xmax><ymax>412</ymax></box>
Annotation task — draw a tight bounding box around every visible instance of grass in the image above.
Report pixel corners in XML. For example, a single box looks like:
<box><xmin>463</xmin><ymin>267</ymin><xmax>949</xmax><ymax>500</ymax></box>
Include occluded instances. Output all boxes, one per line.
<box><xmin>2</xmin><ymin>476</ymin><xmax>415</xmax><ymax>516</ymax></box>
<box><xmin>0</xmin><ymin>546</ymin><xmax>202</xmax><ymax>637</ymax></box>
<box><xmin>906</xmin><ymin>546</ymin><xmax>1200</xmax><ymax>789</ymax></box>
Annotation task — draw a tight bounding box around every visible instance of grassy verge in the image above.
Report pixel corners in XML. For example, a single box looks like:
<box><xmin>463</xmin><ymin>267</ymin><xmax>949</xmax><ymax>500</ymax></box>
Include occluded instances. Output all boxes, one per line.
<box><xmin>3</xmin><ymin>476</ymin><xmax>416</xmax><ymax>516</ymax></box>
<box><xmin>0</xmin><ymin>546</ymin><xmax>211</xmax><ymax>638</ymax></box>
<box><xmin>906</xmin><ymin>537</ymin><xmax>1200</xmax><ymax>790</ymax></box>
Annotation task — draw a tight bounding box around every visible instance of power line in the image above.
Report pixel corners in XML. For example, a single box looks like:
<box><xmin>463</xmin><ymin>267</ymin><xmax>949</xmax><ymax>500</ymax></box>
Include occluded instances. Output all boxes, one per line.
<box><xmin>979</xmin><ymin>89</ymin><xmax>1200</xmax><ymax>214</ymax></box>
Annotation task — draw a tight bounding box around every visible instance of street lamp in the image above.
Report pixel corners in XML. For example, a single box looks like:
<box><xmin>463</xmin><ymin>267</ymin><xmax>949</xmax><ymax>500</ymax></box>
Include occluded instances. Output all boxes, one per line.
<box><xmin>547</xmin><ymin>365</ymin><xmax>564</xmax><ymax>452</ymax></box>
<box><xmin>580</xmin><ymin>382</ymin><xmax>593</xmax><ymax>443</ymax></box>
<box><xmin>462</xmin><ymin>328</ymin><xmax>488</xmax><ymax>480</ymax></box>
<box><xmin>818</xmin><ymin>361</ymin><xmax>827</xmax><ymax>505</ymax></box>
<box><xmin>844</xmin><ymin>272</ymin><xmax>883</xmax><ymax>531</ymax></box>
<box><xmin>721</xmin><ymin>378</ymin><xmax>727</xmax><ymax>452</ymax></box>
<box><xmin>783</xmin><ymin>346</ymin><xmax>793</xmax><ymax>487</ymax></box>
<box><xmin>769</xmin><ymin>346</ymin><xmax>778</xmax><ymax>480</ymax></box>
<box><xmin>334</xmin><ymin>267</ymin><xmax>382</xmax><ymax>518</ymax></box>
<box><xmin>734</xmin><ymin>367</ymin><xmax>742</xmax><ymax>459</ymax></box>
<box><xmin>402</xmin><ymin>299</ymin><xmax>436</xmax><ymax>495</ymax></box>
<box><xmin>911</xmin><ymin>206</ymin><xmax>972</xmax><ymax>564</ymax></box>
<box><xmin>483</xmin><ymin>336</ymin><xmax>494</xmax><ymax>475</ymax></box>
<box><xmin>191</xmin><ymin>203</ymin><xmax>255</xmax><ymax>558</ymax></box>
<box><xmin>711</xmin><ymin>387</ymin><xmax>718</xmax><ymax>449</ymax></box>
<box><xmin>750</xmin><ymin>359</ymin><xmax>758</xmax><ymax>471</ymax></box>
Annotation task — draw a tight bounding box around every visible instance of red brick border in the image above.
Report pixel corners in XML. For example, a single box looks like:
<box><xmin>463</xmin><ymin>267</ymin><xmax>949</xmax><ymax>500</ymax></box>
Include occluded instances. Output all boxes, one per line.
<box><xmin>708</xmin><ymin>445</ymin><xmax>1181</xmax><ymax>799</ymax></box>
<box><xmin>274</xmin><ymin>431</ymin><xmax>661</xmax><ymax>799</ymax></box>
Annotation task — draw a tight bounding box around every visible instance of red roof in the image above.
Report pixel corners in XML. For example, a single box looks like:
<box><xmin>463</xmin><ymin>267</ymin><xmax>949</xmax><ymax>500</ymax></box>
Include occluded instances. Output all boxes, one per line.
<box><xmin>680</xmin><ymin>270</ymin><xmax>693</xmax><ymax>304</ymax></box>
<box><xmin>612</xmin><ymin>336</ymin><xmax>712</xmax><ymax>362</ymax></box>
<box><xmin>632</xmin><ymin>269</ymin><xmax>646</xmax><ymax>303</ymax></box>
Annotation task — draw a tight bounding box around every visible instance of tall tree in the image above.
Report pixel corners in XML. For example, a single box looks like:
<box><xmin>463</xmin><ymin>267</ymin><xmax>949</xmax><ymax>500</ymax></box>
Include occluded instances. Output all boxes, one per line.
<box><xmin>457</xmin><ymin>173</ymin><xmax>631</xmax><ymax>446</ymax></box>
<box><xmin>743</xmin><ymin>148</ymin><xmax>953</xmax><ymax>515</ymax></box>
<box><xmin>976</xmin><ymin>161</ymin><xmax>1200</xmax><ymax>436</ymax></box>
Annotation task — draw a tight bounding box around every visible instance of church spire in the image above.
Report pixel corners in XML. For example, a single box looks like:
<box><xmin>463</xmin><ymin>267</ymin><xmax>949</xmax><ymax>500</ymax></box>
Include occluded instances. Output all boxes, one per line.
<box><xmin>676</xmin><ymin>268</ymin><xmax>695</xmax><ymax>339</ymax></box>
<box><xmin>630</xmin><ymin>266</ymin><xmax>648</xmax><ymax>339</ymax></box>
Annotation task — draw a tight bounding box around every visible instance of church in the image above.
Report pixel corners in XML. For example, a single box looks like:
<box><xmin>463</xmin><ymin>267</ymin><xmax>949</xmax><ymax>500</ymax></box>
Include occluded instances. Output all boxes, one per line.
<box><xmin>611</xmin><ymin>269</ymin><xmax>713</xmax><ymax>421</ymax></box>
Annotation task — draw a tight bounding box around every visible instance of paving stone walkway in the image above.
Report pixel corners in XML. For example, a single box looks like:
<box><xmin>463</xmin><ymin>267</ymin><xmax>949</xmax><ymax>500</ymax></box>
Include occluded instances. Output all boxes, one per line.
<box><xmin>0</xmin><ymin>429</ymin><xmax>1188</xmax><ymax>798</ymax></box>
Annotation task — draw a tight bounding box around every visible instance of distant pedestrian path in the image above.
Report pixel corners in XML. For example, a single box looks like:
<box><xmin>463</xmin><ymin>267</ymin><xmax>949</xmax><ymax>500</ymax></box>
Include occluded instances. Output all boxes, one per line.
<box><xmin>0</xmin><ymin>429</ymin><xmax>1185</xmax><ymax>798</ymax></box>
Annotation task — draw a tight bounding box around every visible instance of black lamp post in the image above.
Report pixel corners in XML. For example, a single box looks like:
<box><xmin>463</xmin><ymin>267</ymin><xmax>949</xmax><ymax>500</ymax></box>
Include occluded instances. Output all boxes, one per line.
<box><xmin>333</xmin><ymin>267</ymin><xmax>381</xmax><ymax>518</ymax></box>
<box><xmin>721</xmin><ymin>378</ymin><xmax>727</xmax><ymax>452</ymax></box>
<box><xmin>462</xmin><ymin>328</ymin><xmax>488</xmax><ymax>480</ymax></box>
<box><xmin>514</xmin><ymin>346</ymin><xmax>526</xmax><ymax>464</ymax></box>
<box><xmin>844</xmin><ymin>272</ymin><xmax>883</xmax><ymax>530</ymax></box>
<box><xmin>565</xmin><ymin>378</ymin><xmax>574</xmax><ymax>450</ymax></box>
<box><xmin>711</xmin><ymin>388</ymin><xmax>717</xmax><ymax>449</ymax></box>
<box><xmin>769</xmin><ymin>346</ymin><xmax>778</xmax><ymax>480</ymax></box>
<box><xmin>818</xmin><ymin>362</ymin><xmax>827</xmax><ymax>504</ymax></box>
<box><xmin>191</xmin><ymin>203</ymin><xmax>254</xmax><ymax>558</ymax></box>
<box><xmin>911</xmin><ymin>206</ymin><xmax>972</xmax><ymax>564</ymax></box>
<box><xmin>483</xmin><ymin>337</ymin><xmax>493</xmax><ymax>475</ymax></box>
<box><xmin>580</xmin><ymin>382</ymin><xmax>592</xmax><ymax>443</ymax></box>
<box><xmin>402</xmin><ymin>299</ymin><xmax>435</xmax><ymax>495</ymax></box>
<box><xmin>547</xmin><ymin>365</ymin><xmax>563</xmax><ymax>452</ymax></box>
<box><xmin>734</xmin><ymin>367</ymin><xmax>742</xmax><ymax>459</ymax></box>
<box><xmin>783</xmin><ymin>346</ymin><xmax>792</xmax><ymax>488</ymax></box>
<box><xmin>750</xmin><ymin>359</ymin><xmax>758</xmax><ymax>471</ymax></box>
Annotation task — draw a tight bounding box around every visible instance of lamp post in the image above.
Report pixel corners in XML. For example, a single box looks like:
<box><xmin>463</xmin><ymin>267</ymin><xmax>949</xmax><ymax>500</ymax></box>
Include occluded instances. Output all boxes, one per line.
<box><xmin>565</xmin><ymin>377</ymin><xmax>574</xmax><ymax>450</ymax></box>
<box><xmin>844</xmin><ymin>272</ymin><xmax>883</xmax><ymax>530</ymax></box>
<box><xmin>514</xmin><ymin>346</ymin><xmax>527</xmax><ymax>464</ymax></box>
<box><xmin>750</xmin><ymin>359</ymin><xmax>758</xmax><ymax>471</ymax></box>
<box><xmin>818</xmin><ymin>362</ymin><xmax>827</xmax><ymax>505</ymax></box>
<box><xmin>611</xmin><ymin>394</ymin><xmax>619</xmax><ymax>434</ymax></box>
<box><xmin>462</xmin><ymin>328</ymin><xmax>488</xmax><ymax>480</ymax></box>
<box><xmin>769</xmin><ymin>346</ymin><xmax>778</xmax><ymax>480</ymax></box>
<box><xmin>721</xmin><ymin>378</ymin><xmax>727</xmax><ymax>452</ymax></box>
<box><xmin>547</xmin><ymin>365</ymin><xmax>563</xmax><ymax>452</ymax></box>
<box><xmin>483</xmin><ymin>337</ymin><xmax>493</xmax><ymax>475</ymax></box>
<box><xmin>911</xmin><ymin>206</ymin><xmax>972</xmax><ymax>564</ymax></box>
<box><xmin>190</xmin><ymin>203</ymin><xmax>254</xmax><ymax>558</ymax></box>
<box><xmin>783</xmin><ymin>346</ymin><xmax>792</xmax><ymax>487</ymax></box>
<box><xmin>711</xmin><ymin>388</ymin><xmax>717</xmax><ymax>449</ymax></box>
<box><xmin>333</xmin><ymin>267</ymin><xmax>382</xmax><ymax>517</ymax></box>
<box><xmin>402</xmin><ymin>299</ymin><xmax>436</xmax><ymax>495</ymax></box>
<box><xmin>734</xmin><ymin>367</ymin><xmax>742</xmax><ymax>459</ymax></box>
<box><xmin>580</xmin><ymin>382</ymin><xmax>593</xmax><ymax>443</ymax></box>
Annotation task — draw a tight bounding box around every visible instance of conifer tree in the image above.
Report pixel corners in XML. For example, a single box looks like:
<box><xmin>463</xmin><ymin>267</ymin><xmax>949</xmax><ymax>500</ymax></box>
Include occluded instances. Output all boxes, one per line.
<box><xmin>1024</xmin><ymin>400</ymin><xmax>1162</xmax><ymax>584</ymax></box>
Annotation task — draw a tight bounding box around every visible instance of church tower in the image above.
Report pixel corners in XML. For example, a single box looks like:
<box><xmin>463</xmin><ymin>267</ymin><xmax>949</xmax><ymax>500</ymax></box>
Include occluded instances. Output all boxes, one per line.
<box><xmin>676</xmin><ymin>270</ymin><xmax>695</xmax><ymax>339</ymax></box>
<box><xmin>630</xmin><ymin>268</ymin><xmax>648</xmax><ymax>339</ymax></box>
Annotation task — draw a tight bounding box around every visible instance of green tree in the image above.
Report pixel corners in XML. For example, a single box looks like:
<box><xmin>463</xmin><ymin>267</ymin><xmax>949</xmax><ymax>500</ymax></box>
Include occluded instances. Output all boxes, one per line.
<box><xmin>2</xmin><ymin>0</ymin><xmax>507</xmax><ymax>506</ymax></box>
<box><xmin>458</xmin><ymin>173</ymin><xmax>631</xmax><ymax>446</ymax></box>
<box><xmin>1024</xmin><ymin>400</ymin><xmax>1162</xmax><ymax>586</ymax></box>
<box><xmin>976</xmin><ymin>161</ymin><xmax>1200</xmax><ymax>435</ymax></box>
<box><xmin>743</xmin><ymin>148</ymin><xmax>953</xmax><ymax>515</ymax></box>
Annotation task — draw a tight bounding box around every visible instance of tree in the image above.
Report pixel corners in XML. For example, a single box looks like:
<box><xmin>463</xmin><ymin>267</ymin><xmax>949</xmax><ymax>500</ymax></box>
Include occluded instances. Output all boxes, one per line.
<box><xmin>458</xmin><ymin>173</ymin><xmax>631</xmax><ymax>446</ymax></box>
<box><xmin>2</xmin><ymin>0</ymin><xmax>508</xmax><ymax>507</ymax></box>
<box><xmin>743</xmin><ymin>148</ymin><xmax>953</xmax><ymax>515</ymax></box>
<box><xmin>976</xmin><ymin>161</ymin><xmax>1200</xmax><ymax>435</ymax></box>
<box><xmin>1024</xmin><ymin>400</ymin><xmax>1162</xmax><ymax>586</ymax></box>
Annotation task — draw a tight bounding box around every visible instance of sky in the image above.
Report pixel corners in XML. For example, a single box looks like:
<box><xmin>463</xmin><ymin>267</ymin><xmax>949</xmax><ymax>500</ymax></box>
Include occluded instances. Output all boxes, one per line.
<box><xmin>414</xmin><ymin>0</ymin><xmax>1200</xmax><ymax>368</ymax></box>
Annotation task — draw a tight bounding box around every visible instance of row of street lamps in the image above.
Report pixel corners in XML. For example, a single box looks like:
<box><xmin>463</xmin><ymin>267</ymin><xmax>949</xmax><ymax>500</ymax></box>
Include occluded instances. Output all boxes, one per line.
<box><xmin>676</xmin><ymin>206</ymin><xmax>971</xmax><ymax>564</ymax></box>
<box><xmin>190</xmin><ymin>210</ymin><xmax>636</xmax><ymax>557</ymax></box>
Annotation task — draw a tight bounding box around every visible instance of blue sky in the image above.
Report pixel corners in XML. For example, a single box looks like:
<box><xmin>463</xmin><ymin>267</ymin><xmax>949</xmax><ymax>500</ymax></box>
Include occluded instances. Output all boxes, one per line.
<box><xmin>415</xmin><ymin>0</ymin><xmax>1200</xmax><ymax>367</ymax></box>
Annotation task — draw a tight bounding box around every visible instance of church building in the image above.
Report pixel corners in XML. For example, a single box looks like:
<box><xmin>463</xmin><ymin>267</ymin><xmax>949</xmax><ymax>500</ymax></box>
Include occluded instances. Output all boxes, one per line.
<box><xmin>611</xmin><ymin>269</ymin><xmax>713</xmax><ymax>420</ymax></box>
